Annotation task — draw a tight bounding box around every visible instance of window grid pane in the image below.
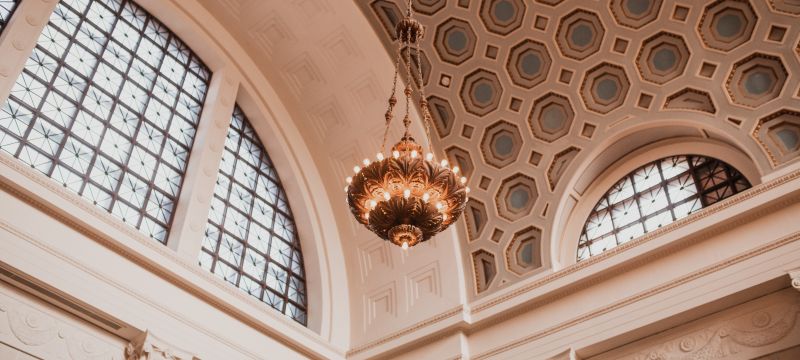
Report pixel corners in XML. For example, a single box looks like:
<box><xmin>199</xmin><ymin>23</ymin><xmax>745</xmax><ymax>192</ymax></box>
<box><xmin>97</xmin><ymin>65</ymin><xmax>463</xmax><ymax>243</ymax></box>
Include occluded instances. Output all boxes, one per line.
<box><xmin>577</xmin><ymin>155</ymin><xmax>752</xmax><ymax>261</ymax></box>
<box><xmin>0</xmin><ymin>0</ymin><xmax>19</xmax><ymax>33</ymax></box>
<box><xmin>0</xmin><ymin>0</ymin><xmax>211</xmax><ymax>243</ymax></box>
<box><xmin>200</xmin><ymin>106</ymin><xmax>307</xmax><ymax>326</ymax></box>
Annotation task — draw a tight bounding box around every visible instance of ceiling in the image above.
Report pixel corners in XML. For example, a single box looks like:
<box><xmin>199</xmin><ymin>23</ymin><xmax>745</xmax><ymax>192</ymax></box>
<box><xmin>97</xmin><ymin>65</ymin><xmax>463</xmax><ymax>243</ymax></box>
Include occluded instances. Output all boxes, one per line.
<box><xmin>195</xmin><ymin>0</ymin><xmax>800</xmax><ymax>344</ymax></box>
<box><xmin>358</xmin><ymin>0</ymin><xmax>800</xmax><ymax>294</ymax></box>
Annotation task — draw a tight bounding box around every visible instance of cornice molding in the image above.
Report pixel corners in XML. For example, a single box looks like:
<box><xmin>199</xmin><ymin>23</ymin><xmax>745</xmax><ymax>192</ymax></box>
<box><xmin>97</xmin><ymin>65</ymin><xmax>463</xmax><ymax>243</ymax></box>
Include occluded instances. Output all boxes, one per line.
<box><xmin>0</xmin><ymin>153</ymin><xmax>342</xmax><ymax>359</ymax></box>
<box><xmin>126</xmin><ymin>330</ymin><xmax>199</xmax><ymax>360</ymax></box>
<box><xmin>472</xmin><ymin>231</ymin><xmax>800</xmax><ymax>359</ymax></box>
<box><xmin>474</xmin><ymin>168</ymin><xmax>800</xmax><ymax>313</ymax></box>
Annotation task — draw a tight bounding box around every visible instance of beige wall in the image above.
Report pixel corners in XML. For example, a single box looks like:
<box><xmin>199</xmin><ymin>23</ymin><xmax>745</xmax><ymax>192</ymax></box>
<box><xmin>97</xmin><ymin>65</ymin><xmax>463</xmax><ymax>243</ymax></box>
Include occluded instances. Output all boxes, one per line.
<box><xmin>0</xmin><ymin>0</ymin><xmax>799</xmax><ymax>359</ymax></box>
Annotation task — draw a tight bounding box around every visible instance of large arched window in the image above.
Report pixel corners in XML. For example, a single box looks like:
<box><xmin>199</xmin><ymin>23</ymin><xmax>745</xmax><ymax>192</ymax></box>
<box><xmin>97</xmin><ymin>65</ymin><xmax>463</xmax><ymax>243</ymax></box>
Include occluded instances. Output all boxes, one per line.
<box><xmin>0</xmin><ymin>0</ymin><xmax>211</xmax><ymax>242</ymax></box>
<box><xmin>0</xmin><ymin>0</ymin><xmax>19</xmax><ymax>33</ymax></box>
<box><xmin>577</xmin><ymin>155</ymin><xmax>752</xmax><ymax>261</ymax></box>
<box><xmin>199</xmin><ymin>106</ymin><xmax>307</xmax><ymax>325</ymax></box>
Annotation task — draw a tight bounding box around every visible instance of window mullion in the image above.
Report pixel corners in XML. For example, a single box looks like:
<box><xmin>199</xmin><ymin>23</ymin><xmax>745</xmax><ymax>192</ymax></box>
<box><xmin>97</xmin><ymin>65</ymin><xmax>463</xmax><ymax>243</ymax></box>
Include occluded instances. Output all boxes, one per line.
<box><xmin>165</xmin><ymin>67</ymin><xmax>239</xmax><ymax>262</ymax></box>
<box><xmin>0</xmin><ymin>0</ymin><xmax>59</xmax><ymax>107</ymax></box>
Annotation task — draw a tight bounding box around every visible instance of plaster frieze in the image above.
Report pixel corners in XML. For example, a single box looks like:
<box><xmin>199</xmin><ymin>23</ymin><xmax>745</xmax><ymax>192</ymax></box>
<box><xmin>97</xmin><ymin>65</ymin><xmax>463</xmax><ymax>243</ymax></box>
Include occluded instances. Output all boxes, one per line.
<box><xmin>605</xmin><ymin>290</ymin><xmax>800</xmax><ymax>360</ymax></box>
<box><xmin>0</xmin><ymin>286</ymin><xmax>122</xmax><ymax>359</ymax></box>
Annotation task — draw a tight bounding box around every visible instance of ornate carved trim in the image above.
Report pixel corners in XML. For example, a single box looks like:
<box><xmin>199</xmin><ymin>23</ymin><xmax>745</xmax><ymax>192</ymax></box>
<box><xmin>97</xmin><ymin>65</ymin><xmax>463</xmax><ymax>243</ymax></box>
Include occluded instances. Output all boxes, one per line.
<box><xmin>790</xmin><ymin>269</ymin><xmax>800</xmax><ymax>292</ymax></box>
<box><xmin>125</xmin><ymin>331</ymin><xmax>198</xmax><ymax>360</ymax></box>
<box><xmin>472</xmin><ymin>231</ymin><xmax>800</xmax><ymax>359</ymax></box>
<box><xmin>345</xmin><ymin>305</ymin><xmax>463</xmax><ymax>356</ymax></box>
<box><xmin>0</xmin><ymin>287</ymin><xmax>122</xmax><ymax>359</ymax></box>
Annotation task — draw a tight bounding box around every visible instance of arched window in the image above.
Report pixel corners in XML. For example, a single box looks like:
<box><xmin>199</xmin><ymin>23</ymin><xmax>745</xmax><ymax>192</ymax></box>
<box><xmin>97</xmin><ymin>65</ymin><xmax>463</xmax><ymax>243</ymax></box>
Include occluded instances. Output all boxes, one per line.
<box><xmin>577</xmin><ymin>155</ymin><xmax>751</xmax><ymax>261</ymax></box>
<box><xmin>0</xmin><ymin>0</ymin><xmax>19</xmax><ymax>33</ymax></box>
<box><xmin>199</xmin><ymin>106</ymin><xmax>307</xmax><ymax>325</ymax></box>
<box><xmin>0</xmin><ymin>0</ymin><xmax>211</xmax><ymax>242</ymax></box>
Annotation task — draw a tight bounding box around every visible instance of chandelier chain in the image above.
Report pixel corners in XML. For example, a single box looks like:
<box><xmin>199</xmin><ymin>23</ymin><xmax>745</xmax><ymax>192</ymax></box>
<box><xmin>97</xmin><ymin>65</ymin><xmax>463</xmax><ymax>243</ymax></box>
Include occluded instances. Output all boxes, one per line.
<box><xmin>382</xmin><ymin>38</ymin><xmax>403</xmax><ymax>153</ymax></box>
<box><xmin>414</xmin><ymin>39</ymin><xmax>435</xmax><ymax>159</ymax></box>
<box><xmin>402</xmin><ymin>24</ymin><xmax>413</xmax><ymax>137</ymax></box>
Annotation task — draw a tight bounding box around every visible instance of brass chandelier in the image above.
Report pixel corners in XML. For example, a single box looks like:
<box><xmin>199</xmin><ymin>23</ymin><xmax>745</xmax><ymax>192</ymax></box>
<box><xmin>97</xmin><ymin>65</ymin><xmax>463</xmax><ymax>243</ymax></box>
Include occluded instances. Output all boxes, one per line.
<box><xmin>345</xmin><ymin>1</ymin><xmax>468</xmax><ymax>249</ymax></box>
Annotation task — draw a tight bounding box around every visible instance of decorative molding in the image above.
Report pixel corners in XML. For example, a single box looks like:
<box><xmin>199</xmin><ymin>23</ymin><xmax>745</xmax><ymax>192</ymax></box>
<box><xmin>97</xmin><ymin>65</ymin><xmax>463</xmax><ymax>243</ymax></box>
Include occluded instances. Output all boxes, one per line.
<box><xmin>125</xmin><ymin>331</ymin><xmax>198</xmax><ymax>360</ymax></box>
<box><xmin>346</xmin><ymin>306</ymin><xmax>463</xmax><ymax>357</ymax></box>
<box><xmin>0</xmin><ymin>158</ymin><xmax>333</xmax><ymax>358</ymax></box>
<box><xmin>547</xmin><ymin>348</ymin><xmax>577</xmax><ymax>360</ymax></box>
<box><xmin>790</xmin><ymin>269</ymin><xmax>800</xmax><ymax>292</ymax></box>
<box><xmin>0</xmin><ymin>287</ymin><xmax>122</xmax><ymax>360</ymax></box>
<box><xmin>474</xmin><ymin>168</ymin><xmax>800</xmax><ymax>314</ymax></box>
<box><xmin>472</xmin><ymin>231</ymin><xmax>800</xmax><ymax>359</ymax></box>
<box><xmin>610</xmin><ymin>290</ymin><xmax>800</xmax><ymax>360</ymax></box>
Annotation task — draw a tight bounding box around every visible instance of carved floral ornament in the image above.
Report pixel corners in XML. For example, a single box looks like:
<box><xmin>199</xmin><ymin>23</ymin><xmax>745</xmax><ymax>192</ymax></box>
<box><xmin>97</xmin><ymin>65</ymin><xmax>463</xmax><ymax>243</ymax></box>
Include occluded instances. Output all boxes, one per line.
<box><xmin>619</xmin><ymin>291</ymin><xmax>800</xmax><ymax>360</ymax></box>
<box><xmin>0</xmin><ymin>293</ymin><xmax>121</xmax><ymax>359</ymax></box>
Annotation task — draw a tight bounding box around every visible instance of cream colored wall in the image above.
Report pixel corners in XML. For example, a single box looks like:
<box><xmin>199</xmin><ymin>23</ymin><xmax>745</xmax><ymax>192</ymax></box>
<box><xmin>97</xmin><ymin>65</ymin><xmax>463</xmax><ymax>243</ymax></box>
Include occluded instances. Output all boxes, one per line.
<box><xmin>1</xmin><ymin>0</ymin><xmax>800</xmax><ymax>359</ymax></box>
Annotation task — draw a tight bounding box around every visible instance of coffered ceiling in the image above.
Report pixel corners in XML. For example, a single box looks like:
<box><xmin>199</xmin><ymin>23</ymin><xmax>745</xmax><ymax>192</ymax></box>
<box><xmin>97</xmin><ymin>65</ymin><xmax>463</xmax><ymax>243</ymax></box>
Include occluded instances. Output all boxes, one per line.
<box><xmin>358</xmin><ymin>0</ymin><xmax>800</xmax><ymax>295</ymax></box>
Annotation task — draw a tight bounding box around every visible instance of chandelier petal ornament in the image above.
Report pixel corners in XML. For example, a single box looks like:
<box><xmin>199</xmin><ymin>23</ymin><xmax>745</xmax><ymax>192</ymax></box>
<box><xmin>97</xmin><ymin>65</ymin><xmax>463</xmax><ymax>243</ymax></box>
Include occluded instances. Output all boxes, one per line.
<box><xmin>345</xmin><ymin>1</ymin><xmax>468</xmax><ymax>249</ymax></box>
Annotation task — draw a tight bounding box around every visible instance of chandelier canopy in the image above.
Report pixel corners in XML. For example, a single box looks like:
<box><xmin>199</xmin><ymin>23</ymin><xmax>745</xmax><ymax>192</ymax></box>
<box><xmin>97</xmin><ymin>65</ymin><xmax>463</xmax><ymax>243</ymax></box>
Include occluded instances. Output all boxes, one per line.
<box><xmin>345</xmin><ymin>2</ymin><xmax>468</xmax><ymax>249</ymax></box>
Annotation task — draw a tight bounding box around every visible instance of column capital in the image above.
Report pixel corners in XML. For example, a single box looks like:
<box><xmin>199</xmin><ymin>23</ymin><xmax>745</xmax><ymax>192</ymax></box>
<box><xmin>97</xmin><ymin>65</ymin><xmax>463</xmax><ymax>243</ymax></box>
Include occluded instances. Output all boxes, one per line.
<box><xmin>125</xmin><ymin>331</ymin><xmax>199</xmax><ymax>360</ymax></box>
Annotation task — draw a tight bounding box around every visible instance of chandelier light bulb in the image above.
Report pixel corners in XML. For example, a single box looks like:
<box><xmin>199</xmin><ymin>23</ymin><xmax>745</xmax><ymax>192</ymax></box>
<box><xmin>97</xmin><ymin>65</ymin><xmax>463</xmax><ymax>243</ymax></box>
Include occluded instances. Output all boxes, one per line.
<box><xmin>363</xmin><ymin>158</ymin><xmax>370</xmax><ymax>166</ymax></box>
<box><xmin>353</xmin><ymin>165</ymin><xmax>361</xmax><ymax>173</ymax></box>
<box><xmin>346</xmin><ymin>176</ymin><xmax>352</xmax><ymax>184</ymax></box>
<box><xmin>422</xmin><ymin>192</ymin><xmax>430</xmax><ymax>202</ymax></box>
<box><xmin>363</xmin><ymin>212</ymin><xmax>370</xmax><ymax>220</ymax></box>
<box><xmin>401</xmin><ymin>242</ymin><xmax>409</xmax><ymax>250</ymax></box>
<box><xmin>426</xmin><ymin>153</ymin><xmax>433</xmax><ymax>161</ymax></box>
<box><xmin>403</xmin><ymin>189</ymin><xmax>411</xmax><ymax>199</ymax></box>
<box><xmin>369</xmin><ymin>199</ymin><xmax>377</xmax><ymax>209</ymax></box>
<box><xmin>440</xmin><ymin>159</ymin><xmax>448</xmax><ymax>167</ymax></box>
<box><xmin>442</xmin><ymin>213</ymin><xmax>448</xmax><ymax>221</ymax></box>
<box><xmin>435</xmin><ymin>201</ymin><xmax>443</xmax><ymax>210</ymax></box>
<box><xmin>411</xmin><ymin>150</ymin><xmax>418</xmax><ymax>158</ymax></box>
<box><xmin>460</xmin><ymin>177</ymin><xmax>467</xmax><ymax>184</ymax></box>
<box><xmin>376</xmin><ymin>152</ymin><xmax>384</xmax><ymax>161</ymax></box>
<box><xmin>393</xmin><ymin>150</ymin><xmax>400</xmax><ymax>159</ymax></box>
<box><xmin>452</xmin><ymin>166</ymin><xmax>460</xmax><ymax>174</ymax></box>
<box><xmin>466</xmin><ymin>187</ymin><xmax>471</xmax><ymax>193</ymax></box>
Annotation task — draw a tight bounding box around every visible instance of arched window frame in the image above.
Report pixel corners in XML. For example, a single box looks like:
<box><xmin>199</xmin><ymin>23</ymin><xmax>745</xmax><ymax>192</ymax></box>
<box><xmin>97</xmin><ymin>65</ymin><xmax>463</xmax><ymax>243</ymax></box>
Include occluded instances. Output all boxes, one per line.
<box><xmin>555</xmin><ymin>139</ymin><xmax>762</xmax><ymax>268</ymax></box>
<box><xmin>0</xmin><ymin>0</ymin><xmax>346</xmax><ymax>344</ymax></box>
<box><xmin>576</xmin><ymin>154</ymin><xmax>751</xmax><ymax>261</ymax></box>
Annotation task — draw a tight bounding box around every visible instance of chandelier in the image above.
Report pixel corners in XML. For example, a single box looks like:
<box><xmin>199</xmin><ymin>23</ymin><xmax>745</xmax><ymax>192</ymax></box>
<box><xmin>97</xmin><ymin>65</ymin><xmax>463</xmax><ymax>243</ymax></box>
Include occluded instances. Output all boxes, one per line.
<box><xmin>345</xmin><ymin>1</ymin><xmax>468</xmax><ymax>249</ymax></box>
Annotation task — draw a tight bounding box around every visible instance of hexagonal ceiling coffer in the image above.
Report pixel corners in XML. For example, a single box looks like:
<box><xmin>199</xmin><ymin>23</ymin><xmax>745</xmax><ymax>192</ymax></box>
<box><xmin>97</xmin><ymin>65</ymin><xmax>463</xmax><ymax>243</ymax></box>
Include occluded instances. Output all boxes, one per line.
<box><xmin>460</xmin><ymin>69</ymin><xmax>504</xmax><ymax>117</ymax></box>
<box><xmin>556</xmin><ymin>9</ymin><xmax>605</xmax><ymax>60</ymax></box>
<box><xmin>726</xmin><ymin>53</ymin><xmax>787</xmax><ymax>109</ymax></box>
<box><xmin>481</xmin><ymin>120</ymin><xmax>523</xmax><ymax>169</ymax></box>
<box><xmin>610</xmin><ymin>0</ymin><xmax>663</xmax><ymax>28</ymax></box>
<box><xmin>505</xmin><ymin>226</ymin><xmax>543</xmax><ymax>275</ymax></box>
<box><xmin>506</xmin><ymin>39</ymin><xmax>551</xmax><ymax>89</ymax></box>
<box><xmin>413</xmin><ymin>0</ymin><xmax>446</xmax><ymax>15</ymax></box>
<box><xmin>445</xmin><ymin>145</ymin><xmax>475</xmax><ymax>178</ymax></box>
<box><xmin>472</xmin><ymin>249</ymin><xmax>497</xmax><ymax>293</ymax></box>
<box><xmin>753</xmin><ymin>109</ymin><xmax>800</xmax><ymax>167</ymax></box>
<box><xmin>699</xmin><ymin>0</ymin><xmax>757</xmax><ymax>52</ymax></box>
<box><xmin>495</xmin><ymin>173</ymin><xmax>538</xmax><ymax>222</ymax></box>
<box><xmin>480</xmin><ymin>0</ymin><xmax>526</xmax><ymax>35</ymax></box>
<box><xmin>434</xmin><ymin>18</ymin><xmax>477</xmax><ymax>65</ymax></box>
<box><xmin>581</xmin><ymin>62</ymin><xmax>630</xmax><ymax>114</ymax></box>
<box><xmin>464</xmin><ymin>199</ymin><xmax>488</xmax><ymax>241</ymax></box>
<box><xmin>427</xmin><ymin>95</ymin><xmax>455</xmax><ymax>138</ymax></box>
<box><xmin>637</xmin><ymin>32</ymin><xmax>690</xmax><ymax>84</ymax></box>
<box><xmin>529</xmin><ymin>92</ymin><xmax>574</xmax><ymax>143</ymax></box>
